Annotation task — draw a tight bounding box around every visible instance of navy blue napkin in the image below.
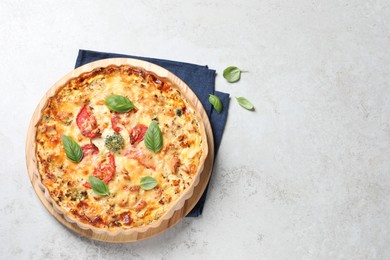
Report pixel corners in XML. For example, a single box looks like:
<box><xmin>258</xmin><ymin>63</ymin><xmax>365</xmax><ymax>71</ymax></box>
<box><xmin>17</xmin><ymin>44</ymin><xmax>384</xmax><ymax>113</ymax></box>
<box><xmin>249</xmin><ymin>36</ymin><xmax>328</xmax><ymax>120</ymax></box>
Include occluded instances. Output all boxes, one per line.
<box><xmin>75</xmin><ymin>50</ymin><xmax>229</xmax><ymax>217</ymax></box>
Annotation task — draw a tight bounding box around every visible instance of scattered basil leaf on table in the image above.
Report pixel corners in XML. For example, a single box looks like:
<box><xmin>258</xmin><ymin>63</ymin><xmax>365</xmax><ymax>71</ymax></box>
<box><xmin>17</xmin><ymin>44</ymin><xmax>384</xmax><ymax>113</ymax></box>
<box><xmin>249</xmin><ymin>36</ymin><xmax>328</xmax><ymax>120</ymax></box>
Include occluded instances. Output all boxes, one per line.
<box><xmin>144</xmin><ymin>121</ymin><xmax>163</xmax><ymax>152</ymax></box>
<box><xmin>223</xmin><ymin>66</ymin><xmax>246</xmax><ymax>83</ymax></box>
<box><xmin>236</xmin><ymin>97</ymin><xmax>255</xmax><ymax>111</ymax></box>
<box><xmin>61</xmin><ymin>135</ymin><xmax>83</xmax><ymax>163</ymax></box>
<box><xmin>105</xmin><ymin>94</ymin><xmax>135</xmax><ymax>112</ymax></box>
<box><xmin>209</xmin><ymin>94</ymin><xmax>223</xmax><ymax>114</ymax></box>
<box><xmin>140</xmin><ymin>176</ymin><xmax>158</xmax><ymax>190</ymax></box>
<box><xmin>88</xmin><ymin>176</ymin><xmax>110</xmax><ymax>196</ymax></box>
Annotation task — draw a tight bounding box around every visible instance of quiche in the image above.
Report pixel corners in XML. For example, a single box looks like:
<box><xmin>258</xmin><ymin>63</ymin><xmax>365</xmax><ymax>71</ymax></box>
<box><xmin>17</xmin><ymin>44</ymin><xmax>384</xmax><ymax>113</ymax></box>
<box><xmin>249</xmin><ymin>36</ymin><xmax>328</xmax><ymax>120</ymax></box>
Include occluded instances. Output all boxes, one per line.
<box><xmin>34</xmin><ymin>63</ymin><xmax>207</xmax><ymax>231</ymax></box>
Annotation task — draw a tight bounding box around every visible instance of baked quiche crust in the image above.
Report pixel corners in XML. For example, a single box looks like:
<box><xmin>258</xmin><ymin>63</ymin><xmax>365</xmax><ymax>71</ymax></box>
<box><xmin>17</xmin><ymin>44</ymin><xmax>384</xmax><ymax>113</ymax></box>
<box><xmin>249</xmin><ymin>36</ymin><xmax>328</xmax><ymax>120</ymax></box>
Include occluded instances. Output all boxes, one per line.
<box><xmin>35</xmin><ymin>63</ymin><xmax>207</xmax><ymax>232</ymax></box>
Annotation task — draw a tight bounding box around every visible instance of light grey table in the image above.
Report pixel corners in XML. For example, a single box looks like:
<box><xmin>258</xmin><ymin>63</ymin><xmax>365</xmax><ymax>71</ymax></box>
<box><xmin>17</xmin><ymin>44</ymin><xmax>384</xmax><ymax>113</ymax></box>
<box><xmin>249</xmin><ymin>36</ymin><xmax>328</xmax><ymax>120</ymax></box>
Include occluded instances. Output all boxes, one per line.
<box><xmin>1</xmin><ymin>0</ymin><xmax>390</xmax><ymax>259</ymax></box>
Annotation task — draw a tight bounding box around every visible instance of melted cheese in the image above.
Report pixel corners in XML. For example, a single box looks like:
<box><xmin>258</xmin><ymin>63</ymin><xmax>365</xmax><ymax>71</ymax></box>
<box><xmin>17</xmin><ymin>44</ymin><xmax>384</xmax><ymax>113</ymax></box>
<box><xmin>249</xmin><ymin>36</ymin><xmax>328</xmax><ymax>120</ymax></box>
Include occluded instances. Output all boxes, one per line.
<box><xmin>36</xmin><ymin>65</ymin><xmax>203</xmax><ymax>229</ymax></box>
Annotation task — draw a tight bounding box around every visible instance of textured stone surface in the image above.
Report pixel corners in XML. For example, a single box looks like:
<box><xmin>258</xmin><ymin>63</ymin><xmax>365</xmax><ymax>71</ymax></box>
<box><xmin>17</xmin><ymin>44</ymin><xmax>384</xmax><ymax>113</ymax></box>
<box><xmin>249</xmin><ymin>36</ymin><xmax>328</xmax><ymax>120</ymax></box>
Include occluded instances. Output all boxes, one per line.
<box><xmin>1</xmin><ymin>0</ymin><xmax>390</xmax><ymax>259</ymax></box>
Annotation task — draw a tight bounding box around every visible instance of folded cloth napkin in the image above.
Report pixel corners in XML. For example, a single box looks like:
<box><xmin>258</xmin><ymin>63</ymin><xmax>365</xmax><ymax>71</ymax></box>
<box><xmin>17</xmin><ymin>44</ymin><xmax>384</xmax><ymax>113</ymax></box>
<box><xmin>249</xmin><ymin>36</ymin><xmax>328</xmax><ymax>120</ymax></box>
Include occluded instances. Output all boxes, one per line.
<box><xmin>75</xmin><ymin>50</ymin><xmax>229</xmax><ymax>217</ymax></box>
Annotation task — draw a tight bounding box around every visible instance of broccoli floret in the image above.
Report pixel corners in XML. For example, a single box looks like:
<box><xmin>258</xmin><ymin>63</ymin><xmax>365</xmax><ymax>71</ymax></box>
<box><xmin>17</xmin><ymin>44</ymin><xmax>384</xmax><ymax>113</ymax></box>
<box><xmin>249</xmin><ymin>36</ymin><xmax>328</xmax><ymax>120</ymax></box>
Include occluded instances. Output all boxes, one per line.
<box><xmin>105</xmin><ymin>132</ymin><xmax>125</xmax><ymax>152</ymax></box>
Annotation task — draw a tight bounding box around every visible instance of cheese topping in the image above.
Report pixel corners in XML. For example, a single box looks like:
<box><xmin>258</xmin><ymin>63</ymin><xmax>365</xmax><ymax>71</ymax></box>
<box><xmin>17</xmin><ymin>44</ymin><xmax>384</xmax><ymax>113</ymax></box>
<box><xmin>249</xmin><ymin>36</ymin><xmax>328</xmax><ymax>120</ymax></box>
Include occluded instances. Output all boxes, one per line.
<box><xmin>35</xmin><ymin>65</ymin><xmax>204</xmax><ymax>229</ymax></box>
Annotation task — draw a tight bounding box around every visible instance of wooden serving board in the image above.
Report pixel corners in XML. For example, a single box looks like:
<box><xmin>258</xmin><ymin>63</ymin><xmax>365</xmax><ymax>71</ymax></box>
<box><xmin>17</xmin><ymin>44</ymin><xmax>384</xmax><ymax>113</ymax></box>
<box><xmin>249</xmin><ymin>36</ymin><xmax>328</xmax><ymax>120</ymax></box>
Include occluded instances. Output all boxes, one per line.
<box><xmin>25</xmin><ymin>58</ymin><xmax>214</xmax><ymax>242</ymax></box>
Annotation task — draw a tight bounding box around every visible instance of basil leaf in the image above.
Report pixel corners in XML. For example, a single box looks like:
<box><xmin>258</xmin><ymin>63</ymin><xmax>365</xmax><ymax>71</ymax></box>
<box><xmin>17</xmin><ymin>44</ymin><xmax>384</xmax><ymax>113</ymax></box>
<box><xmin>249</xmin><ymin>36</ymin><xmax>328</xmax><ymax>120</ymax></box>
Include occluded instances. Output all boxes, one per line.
<box><xmin>88</xmin><ymin>176</ymin><xmax>110</xmax><ymax>196</ymax></box>
<box><xmin>223</xmin><ymin>66</ymin><xmax>245</xmax><ymax>83</ymax></box>
<box><xmin>105</xmin><ymin>94</ymin><xmax>135</xmax><ymax>113</ymax></box>
<box><xmin>144</xmin><ymin>121</ymin><xmax>163</xmax><ymax>152</ymax></box>
<box><xmin>140</xmin><ymin>176</ymin><xmax>158</xmax><ymax>190</ymax></box>
<box><xmin>236</xmin><ymin>97</ymin><xmax>255</xmax><ymax>111</ymax></box>
<box><xmin>209</xmin><ymin>94</ymin><xmax>223</xmax><ymax>114</ymax></box>
<box><xmin>61</xmin><ymin>135</ymin><xmax>83</xmax><ymax>163</ymax></box>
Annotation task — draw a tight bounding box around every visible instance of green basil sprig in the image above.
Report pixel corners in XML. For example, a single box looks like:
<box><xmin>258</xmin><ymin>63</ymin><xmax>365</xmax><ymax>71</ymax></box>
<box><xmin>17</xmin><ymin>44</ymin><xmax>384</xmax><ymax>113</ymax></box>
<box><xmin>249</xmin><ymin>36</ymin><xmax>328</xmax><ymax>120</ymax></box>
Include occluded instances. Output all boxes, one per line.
<box><xmin>144</xmin><ymin>121</ymin><xmax>163</xmax><ymax>152</ymax></box>
<box><xmin>88</xmin><ymin>176</ymin><xmax>110</xmax><ymax>196</ymax></box>
<box><xmin>105</xmin><ymin>94</ymin><xmax>135</xmax><ymax>113</ymax></box>
<box><xmin>62</xmin><ymin>135</ymin><xmax>83</xmax><ymax>163</ymax></box>
<box><xmin>223</xmin><ymin>66</ymin><xmax>246</xmax><ymax>83</ymax></box>
<box><xmin>140</xmin><ymin>176</ymin><xmax>158</xmax><ymax>190</ymax></box>
<box><xmin>236</xmin><ymin>97</ymin><xmax>254</xmax><ymax>111</ymax></box>
<box><xmin>209</xmin><ymin>94</ymin><xmax>223</xmax><ymax>114</ymax></box>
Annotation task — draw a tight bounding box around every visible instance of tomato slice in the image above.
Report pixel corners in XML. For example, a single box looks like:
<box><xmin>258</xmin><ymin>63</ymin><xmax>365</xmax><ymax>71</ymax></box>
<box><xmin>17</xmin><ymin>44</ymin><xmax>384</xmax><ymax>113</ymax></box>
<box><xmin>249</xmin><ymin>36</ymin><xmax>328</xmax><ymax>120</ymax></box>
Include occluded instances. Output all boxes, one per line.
<box><xmin>129</xmin><ymin>124</ymin><xmax>148</xmax><ymax>145</ymax></box>
<box><xmin>81</xmin><ymin>143</ymin><xmax>99</xmax><ymax>158</ymax></box>
<box><xmin>83</xmin><ymin>153</ymin><xmax>115</xmax><ymax>189</ymax></box>
<box><xmin>93</xmin><ymin>153</ymin><xmax>116</xmax><ymax>183</ymax></box>
<box><xmin>76</xmin><ymin>105</ymin><xmax>101</xmax><ymax>138</ymax></box>
<box><xmin>111</xmin><ymin>113</ymin><xmax>122</xmax><ymax>132</ymax></box>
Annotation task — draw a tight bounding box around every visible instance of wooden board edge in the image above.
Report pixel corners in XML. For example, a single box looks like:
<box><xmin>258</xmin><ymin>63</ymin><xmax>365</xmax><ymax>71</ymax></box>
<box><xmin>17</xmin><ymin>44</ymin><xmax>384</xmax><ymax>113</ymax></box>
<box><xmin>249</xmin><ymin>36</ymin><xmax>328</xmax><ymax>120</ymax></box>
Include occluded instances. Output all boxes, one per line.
<box><xmin>25</xmin><ymin>58</ymin><xmax>215</xmax><ymax>242</ymax></box>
